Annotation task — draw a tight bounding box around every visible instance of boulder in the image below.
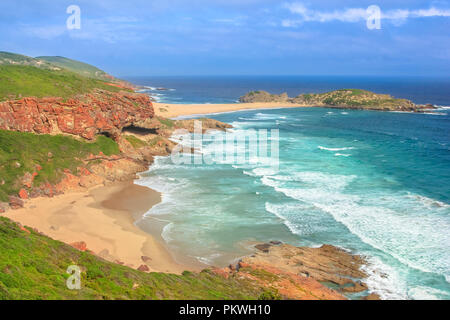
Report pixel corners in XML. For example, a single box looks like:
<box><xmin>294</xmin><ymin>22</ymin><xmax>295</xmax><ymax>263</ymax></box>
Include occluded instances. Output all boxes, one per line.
<box><xmin>137</xmin><ymin>265</ymin><xmax>150</xmax><ymax>272</ymax></box>
<box><xmin>9</xmin><ymin>196</ymin><xmax>24</xmax><ymax>209</ymax></box>
<box><xmin>18</xmin><ymin>188</ymin><xmax>28</xmax><ymax>199</ymax></box>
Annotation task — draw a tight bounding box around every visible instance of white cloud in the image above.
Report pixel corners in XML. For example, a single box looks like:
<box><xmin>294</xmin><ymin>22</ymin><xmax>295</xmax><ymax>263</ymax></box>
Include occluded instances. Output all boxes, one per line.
<box><xmin>282</xmin><ymin>3</ymin><xmax>450</xmax><ymax>26</ymax></box>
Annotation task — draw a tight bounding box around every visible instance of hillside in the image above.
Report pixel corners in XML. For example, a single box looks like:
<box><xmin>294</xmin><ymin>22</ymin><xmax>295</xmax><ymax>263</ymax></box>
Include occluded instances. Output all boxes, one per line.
<box><xmin>0</xmin><ymin>52</ymin><xmax>57</xmax><ymax>70</ymax></box>
<box><xmin>240</xmin><ymin>89</ymin><xmax>434</xmax><ymax>112</ymax></box>
<box><xmin>0</xmin><ymin>130</ymin><xmax>121</xmax><ymax>203</ymax></box>
<box><xmin>0</xmin><ymin>216</ymin><xmax>272</xmax><ymax>300</ymax></box>
<box><xmin>37</xmin><ymin>56</ymin><xmax>115</xmax><ymax>81</ymax></box>
<box><xmin>0</xmin><ymin>65</ymin><xmax>128</xmax><ymax>101</ymax></box>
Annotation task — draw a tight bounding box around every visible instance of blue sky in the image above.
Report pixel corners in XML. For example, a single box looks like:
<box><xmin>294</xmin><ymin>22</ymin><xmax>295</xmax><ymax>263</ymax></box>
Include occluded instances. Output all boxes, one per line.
<box><xmin>0</xmin><ymin>0</ymin><xmax>449</xmax><ymax>76</ymax></box>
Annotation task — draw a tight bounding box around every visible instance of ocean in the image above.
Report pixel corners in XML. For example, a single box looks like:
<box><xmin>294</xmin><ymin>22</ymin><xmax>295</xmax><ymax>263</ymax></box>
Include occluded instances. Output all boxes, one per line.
<box><xmin>127</xmin><ymin>76</ymin><xmax>450</xmax><ymax>300</ymax></box>
<box><xmin>126</xmin><ymin>75</ymin><xmax>450</xmax><ymax>106</ymax></box>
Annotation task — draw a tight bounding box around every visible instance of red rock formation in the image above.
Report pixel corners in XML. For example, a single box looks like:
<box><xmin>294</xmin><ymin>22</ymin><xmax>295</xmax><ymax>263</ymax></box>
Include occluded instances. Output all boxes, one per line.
<box><xmin>20</xmin><ymin>225</ymin><xmax>31</xmax><ymax>234</ymax></box>
<box><xmin>18</xmin><ymin>189</ymin><xmax>28</xmax><ymax>199</ymax></box>
<box><xmin>0</xmin><ymin>89</ymin><xmax>155</xmax><ymax>140</ymax></box>
<box><xmin>70</xmin><ymin>241</ymin><xmax>88</xmax><ymax>251</ymax></box>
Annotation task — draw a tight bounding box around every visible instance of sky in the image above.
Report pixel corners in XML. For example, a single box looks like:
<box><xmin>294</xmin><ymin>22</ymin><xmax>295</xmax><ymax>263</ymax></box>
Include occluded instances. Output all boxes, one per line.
<box><xmin>0</xmin><ymin>0</ymin><xmax>449</xmax><ymax>77</ymax></box>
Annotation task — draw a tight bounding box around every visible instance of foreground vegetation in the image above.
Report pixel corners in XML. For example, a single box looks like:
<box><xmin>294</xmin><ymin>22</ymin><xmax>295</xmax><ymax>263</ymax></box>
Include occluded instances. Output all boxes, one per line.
<box><xmin>0</xmin><ymin>217</ymin><xmax>271</xmax><ymax>299</ymax></box>
<box><xmin>0</xmin><ymin>130</ymin><xmax>120</xmax><ymax>202</ymax></box>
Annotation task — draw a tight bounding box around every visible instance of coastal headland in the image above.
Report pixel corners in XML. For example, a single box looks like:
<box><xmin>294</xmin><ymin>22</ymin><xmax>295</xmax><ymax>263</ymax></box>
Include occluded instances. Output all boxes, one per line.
<box><xmin>0</xmin><ymin>51</ymin><xmax>402</xmax><ymax>299</ymax></box>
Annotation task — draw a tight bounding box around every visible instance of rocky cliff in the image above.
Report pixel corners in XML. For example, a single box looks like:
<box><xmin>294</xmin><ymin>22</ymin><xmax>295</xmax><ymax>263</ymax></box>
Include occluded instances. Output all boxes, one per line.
<box><xmin>0</xmin><ymin>89</ymin><xmax>155</xmax><ymax>140</ymax></box>
<box><xmin>240</xmin><ymin>89</ymin><xmax>435</xmax><ymax>112</ymax></box>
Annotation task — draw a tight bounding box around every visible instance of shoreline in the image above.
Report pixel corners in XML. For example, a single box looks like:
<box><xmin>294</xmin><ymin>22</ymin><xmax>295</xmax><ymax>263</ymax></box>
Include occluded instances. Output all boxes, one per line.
<box><xmin>4</xmin><ymin>181</ymin><xmax>202</xmax><ymax>274</ymax></box>
<box><xmin>154</xmin><ymin>102</ymin><xmax>308</xmax><ymax>118</ymax></box>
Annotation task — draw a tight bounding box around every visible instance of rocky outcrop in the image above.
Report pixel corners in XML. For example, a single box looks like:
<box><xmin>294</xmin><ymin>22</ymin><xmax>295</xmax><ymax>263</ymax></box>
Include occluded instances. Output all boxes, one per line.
<box><xmin>137</xmin><ymin>265</ymin><xmax>150</xmax><ymax>272</ymax></box>
<box><xmin>214</xmin><ymin>242</ymin><xmax>380</xmax><ymax>300</ymax></box>
<box><xmin>240</xmin><ymin>91</ymin><xmax>289</xmax><ymax>103</ymax></box>
<box><xmin>240</xmin><ymin>89</ymin><xmax>436</xmax><ymax>112</ymax></box>
<box><xmin>70</xmin><ymin>241</ymin><xmax>88</xmax><ymax>252</ymax></box>
<box><xmin>0</xmin><ymin>89</ymin><xmax>155</xmax><ymax>140</ymax></box>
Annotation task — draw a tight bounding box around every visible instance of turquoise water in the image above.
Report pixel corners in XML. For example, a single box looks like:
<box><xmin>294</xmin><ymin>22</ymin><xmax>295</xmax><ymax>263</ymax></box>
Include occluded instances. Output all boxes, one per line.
<box><xmin>136</xmin><ymin>106</ymin><xmax>450</xmax><ymax>300</ymax></box>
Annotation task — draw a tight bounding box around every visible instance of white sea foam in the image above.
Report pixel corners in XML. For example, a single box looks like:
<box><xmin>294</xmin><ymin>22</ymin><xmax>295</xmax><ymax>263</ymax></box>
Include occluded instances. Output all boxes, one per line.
<box><xmin>334</xmin><ymin>153</ymin><xmax>351</xmax><ymax>157</ymax></box>
<box><xmin>318</xmin><ymin>146</ymin><xmax>355</xmax><ymax>151</ymax></box>
<box><xmin>408</xmin><ymin>286</ymin><xmax>450</xmax><ymax>300</ymax></box>
<box><xmin>265</xmin><ymin>202</ymin><xmax>302</xmax><ymax>235</ymax></box>
<box><xmin>361</xmin><ymin>255</ymin><xmax>408</xmax><ymax>300</ymax></box>
<box><xmin>259</xmin><ymin>169</ymin><xmax>450</xmax><ymax>286</ymax></box>
<box><xmin>161</xmin><ymin>222</ymin><xmax>174</xmax><ymax>243</ymax></box>
<box><xmin>423</xmin><ymin>112</ymin><xmax>447</xmax><ymax>116</ymax></box>
<box><xmin>252</xmin><ymin>167</ymin><xmax>279</xmax><ymax>176</ymax></box>
<box><xmin>195</xmin><ymin>253</ymin><xmax>223</xmax><ymax>265</ymax></box>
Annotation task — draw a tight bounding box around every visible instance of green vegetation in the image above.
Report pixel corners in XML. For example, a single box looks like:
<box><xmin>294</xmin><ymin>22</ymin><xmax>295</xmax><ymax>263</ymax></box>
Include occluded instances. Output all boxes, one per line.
<box><xmin>0</xmin><ymin>217</ymin><xmax>268</xmax><ymax>299</ymax></box>
<box><xmin>240</xmin><ymin>88</ymin><xmax>417</xmax><ymax>111</ymax></box>
<box><xmin>158</xmin><ymin>117</ymin><xmax>175</xmax><ymax>128</ymax></box>
<box><xmin>147</xmin><ymin>136</ymin><xmax>164</xmax><ymax>147</ymax></box>
<box><xmin>124</xmin><ymin>135</ymin><xmax>148</xmax><ymax>149</ymax></box>
<box><xmin>0</xmin><ymin>65</ymin><xmax>125</xmax><ymax>101</ymax></box>
<box><xmin>0</xmin><ymin>52</ymin><xmax>55</xmax><ymax>70</ymax></box>
<box><xmin>37</xmin><ymin>56</ymin><xmax>113</xmax><ymax>81</ymax></box>
<box><xmin>0</xmin><ymin>51</ymin><xmax>118</xmax><ymax>83</ymax></box>
<box><xmin>0</xmin><ymin>130</ymin><xmax>120</xmax><ymax>202</ymax></box>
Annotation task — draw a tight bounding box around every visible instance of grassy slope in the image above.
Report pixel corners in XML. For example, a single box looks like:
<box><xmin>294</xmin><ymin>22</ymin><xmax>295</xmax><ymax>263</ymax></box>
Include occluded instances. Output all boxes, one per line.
<box><xmin>0</xmin><ymin>130</ymin><xmax>120</xmax><ymax>202</ymax></box>
<box><xmin>0</xmin><ymin>65</ymin><xmax>126</xmax><ymax>101</ymax></box>
<box><xmin>0</xmin><ymin>52</ymin><xmax>55</xmax><ymax>69</ymax></box>
<box><xmin>37</xmin><ymin>56</ymin><xmax>113</xmax><ymax>81</ymax></box>
<box><xmin>0</xmin><ymin>217</ymin><xmax>270</xmax><ymax>300</ymax></box>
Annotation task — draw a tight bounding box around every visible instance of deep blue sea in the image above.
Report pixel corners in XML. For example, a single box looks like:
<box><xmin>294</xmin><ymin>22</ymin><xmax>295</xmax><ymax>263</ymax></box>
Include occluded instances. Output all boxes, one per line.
<box><xmin>126</xmin><ymin>75</ymin><xmax>450</xmax><ymax>106</ymax></box>
<box><xmin>129</xmin><ymin>76</ymin><xmax>450</xmax><ymax>299</ymax></box>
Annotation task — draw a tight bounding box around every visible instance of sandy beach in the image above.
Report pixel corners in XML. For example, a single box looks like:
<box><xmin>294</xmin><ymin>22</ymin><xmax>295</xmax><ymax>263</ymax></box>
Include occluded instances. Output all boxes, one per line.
<box><xmin>154</xmin><ymin>102</ymin><xmax>307</xmax><ymax>118</ymax></box>
<box><xmin>4</xmin><ymin>181</ymin><xmax>200</xmax><ymax>274</ymax></box>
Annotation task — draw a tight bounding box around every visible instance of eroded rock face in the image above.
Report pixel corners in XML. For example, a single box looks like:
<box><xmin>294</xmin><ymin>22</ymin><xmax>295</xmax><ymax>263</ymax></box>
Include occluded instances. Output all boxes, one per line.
<box><xmin>0</xmin><ymin>89</ymin><xmax>155</xmax><ymax>140</ymax></box>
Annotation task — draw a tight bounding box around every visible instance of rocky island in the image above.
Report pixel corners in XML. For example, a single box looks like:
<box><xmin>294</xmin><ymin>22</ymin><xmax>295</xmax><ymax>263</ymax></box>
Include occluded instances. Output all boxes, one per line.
<box><xmin>240</xmin><ymin>89</ymin><xmax>435</xmax><ymax>112</ymax></box>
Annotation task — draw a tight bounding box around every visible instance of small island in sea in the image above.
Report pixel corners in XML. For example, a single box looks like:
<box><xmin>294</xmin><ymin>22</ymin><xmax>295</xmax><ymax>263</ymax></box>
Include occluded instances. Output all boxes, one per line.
<box><xmin>239</xmin><ymin>89</ymin><xmax>436</xmax><ymax>112</ymax></box>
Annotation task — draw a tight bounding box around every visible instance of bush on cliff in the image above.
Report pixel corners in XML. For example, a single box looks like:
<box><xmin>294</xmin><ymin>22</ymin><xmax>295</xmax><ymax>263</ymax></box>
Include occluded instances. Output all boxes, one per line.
<box><xmin>0</xmin><ymin>130</ymin><xmax>120</xmax><ymax>202</ymax></box>
<box><xmin>0</xmin><ymin>216</ymin><xmax>266</xmax><ymax>299</ymax></box>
